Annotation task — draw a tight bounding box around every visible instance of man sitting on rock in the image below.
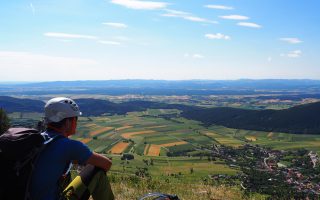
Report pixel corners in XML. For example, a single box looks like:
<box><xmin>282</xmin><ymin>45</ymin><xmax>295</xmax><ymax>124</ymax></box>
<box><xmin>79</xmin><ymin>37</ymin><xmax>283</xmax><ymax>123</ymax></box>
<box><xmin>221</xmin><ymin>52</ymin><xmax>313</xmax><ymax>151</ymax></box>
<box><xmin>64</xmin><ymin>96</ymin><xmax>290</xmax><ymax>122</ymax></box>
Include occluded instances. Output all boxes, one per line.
<box><xmin>30</xmin><ymin>97</ymin><xmax>114</xmax><ymax>200</ymax></box>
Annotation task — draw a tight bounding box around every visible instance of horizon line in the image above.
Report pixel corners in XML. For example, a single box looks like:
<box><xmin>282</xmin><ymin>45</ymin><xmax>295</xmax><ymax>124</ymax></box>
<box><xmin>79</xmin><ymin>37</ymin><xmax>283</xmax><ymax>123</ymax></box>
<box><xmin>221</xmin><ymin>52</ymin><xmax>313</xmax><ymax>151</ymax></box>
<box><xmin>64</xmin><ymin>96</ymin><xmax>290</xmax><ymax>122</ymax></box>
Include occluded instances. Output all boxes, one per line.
<box><xmin>1</xmin><ymin>78</ymin><xmax>320</xmax><ymax>85</ymax></box>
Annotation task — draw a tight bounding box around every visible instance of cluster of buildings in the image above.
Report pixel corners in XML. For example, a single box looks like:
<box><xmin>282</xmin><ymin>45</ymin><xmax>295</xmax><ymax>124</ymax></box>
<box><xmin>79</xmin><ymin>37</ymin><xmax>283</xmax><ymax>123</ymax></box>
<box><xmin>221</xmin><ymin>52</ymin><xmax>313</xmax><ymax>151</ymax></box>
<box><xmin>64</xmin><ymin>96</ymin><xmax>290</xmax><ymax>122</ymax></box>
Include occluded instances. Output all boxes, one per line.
<box><xmin>210</xmin><ymin>144</ymin><xmax>320</xmax><ymax>197</ymax></box>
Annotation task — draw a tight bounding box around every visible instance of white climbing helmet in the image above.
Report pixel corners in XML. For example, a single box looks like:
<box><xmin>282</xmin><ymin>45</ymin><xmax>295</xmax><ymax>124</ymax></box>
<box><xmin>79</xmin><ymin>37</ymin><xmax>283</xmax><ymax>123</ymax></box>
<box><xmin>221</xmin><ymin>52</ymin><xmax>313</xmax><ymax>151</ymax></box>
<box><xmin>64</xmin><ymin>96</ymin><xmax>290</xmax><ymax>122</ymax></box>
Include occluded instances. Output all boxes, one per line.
<box><xmin>44</xmin><ymin>97</ymin><xmax>82</xmax><ymax>123</ymax></box>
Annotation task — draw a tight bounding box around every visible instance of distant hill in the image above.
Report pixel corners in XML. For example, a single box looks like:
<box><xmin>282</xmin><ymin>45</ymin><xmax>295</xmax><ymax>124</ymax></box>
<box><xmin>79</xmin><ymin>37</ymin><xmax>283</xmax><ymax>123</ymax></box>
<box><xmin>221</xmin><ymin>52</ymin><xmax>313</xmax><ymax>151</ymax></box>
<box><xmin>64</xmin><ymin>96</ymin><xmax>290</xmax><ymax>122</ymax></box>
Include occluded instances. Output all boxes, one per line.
<box><xmin>181</xmin><ymin>102</ymin><xmax>320</xmax><ymax>134</ymax></box>
<box><xmin>1</xmin><ymin>96</ymin><xmax>319</xmax><ymax>134</ymax></box>
<box><xmin>0</xmin><ymin>96</ymin><xmax>44</xmax><ymax>113</ymax></box>
<box><xmin>76</xmin><ymin>99</ymin><xmax>169</xmax><ymax>115</ymax></box>
<box><xmin>1</xmin><ymin>79</ymin><xmax>320</xmax><ymax>96</ymax></box>
<box><xmin>10</xmin><ymin>79</ymin><xmax>320</xmax><ymax>90</ymax></box>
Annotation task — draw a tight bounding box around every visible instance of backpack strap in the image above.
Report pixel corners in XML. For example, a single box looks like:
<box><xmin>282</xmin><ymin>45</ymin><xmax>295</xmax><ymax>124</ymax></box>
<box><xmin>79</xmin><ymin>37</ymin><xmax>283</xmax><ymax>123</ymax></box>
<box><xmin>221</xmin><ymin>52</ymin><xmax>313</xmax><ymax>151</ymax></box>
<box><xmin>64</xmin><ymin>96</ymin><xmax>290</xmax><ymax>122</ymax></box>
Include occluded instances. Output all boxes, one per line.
<box><xmin>24</xmin><ymin>132</ymin><xmax>65</xmax><ymax>200</ymax></box>
<box><xmin>40</xmin><ymin>132</ymin><xmax>64</xmax><ymax>145</ymax></box>
<box><xmin>40</xmin><ymin>132</ymin><xmax>71</xmax><ymax>176</ymax></box>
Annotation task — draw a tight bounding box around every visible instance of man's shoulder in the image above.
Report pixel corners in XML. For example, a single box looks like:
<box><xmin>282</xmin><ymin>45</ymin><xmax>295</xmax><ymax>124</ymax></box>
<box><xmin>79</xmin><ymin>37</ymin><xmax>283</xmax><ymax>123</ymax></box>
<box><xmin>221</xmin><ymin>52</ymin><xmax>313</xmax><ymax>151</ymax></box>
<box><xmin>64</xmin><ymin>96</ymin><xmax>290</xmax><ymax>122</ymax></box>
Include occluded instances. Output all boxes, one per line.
<box><xmin>44</xmin><ymin>130</ymin><xmax>91</xmax><ymax>154</ymax></box>
<box><xmin>65</xmin><ymin>138</ymin><xmax>91</xmax><ymax>151</ymax></box>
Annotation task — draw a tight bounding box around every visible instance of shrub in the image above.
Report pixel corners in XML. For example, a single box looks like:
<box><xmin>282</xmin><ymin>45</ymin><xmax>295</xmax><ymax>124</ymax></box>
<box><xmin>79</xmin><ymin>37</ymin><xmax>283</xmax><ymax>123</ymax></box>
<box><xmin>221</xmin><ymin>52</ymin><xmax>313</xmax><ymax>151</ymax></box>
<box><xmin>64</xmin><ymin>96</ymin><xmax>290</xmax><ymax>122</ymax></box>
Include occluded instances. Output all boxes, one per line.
<box><xmin>0</xmin><ymin>108</ymin><xmax>10</xmax><ymax>135</ymax></box>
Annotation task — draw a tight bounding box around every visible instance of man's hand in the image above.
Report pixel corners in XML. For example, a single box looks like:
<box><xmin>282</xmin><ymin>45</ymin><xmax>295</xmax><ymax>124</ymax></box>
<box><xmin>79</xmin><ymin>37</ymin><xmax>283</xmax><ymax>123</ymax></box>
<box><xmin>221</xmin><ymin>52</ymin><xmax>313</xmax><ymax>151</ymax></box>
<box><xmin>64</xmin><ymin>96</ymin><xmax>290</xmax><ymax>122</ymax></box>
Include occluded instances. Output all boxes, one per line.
<box><xmin>86</xmin><ymin>152</ymin><xmax>112</xmax><ymax>172</ymax></box>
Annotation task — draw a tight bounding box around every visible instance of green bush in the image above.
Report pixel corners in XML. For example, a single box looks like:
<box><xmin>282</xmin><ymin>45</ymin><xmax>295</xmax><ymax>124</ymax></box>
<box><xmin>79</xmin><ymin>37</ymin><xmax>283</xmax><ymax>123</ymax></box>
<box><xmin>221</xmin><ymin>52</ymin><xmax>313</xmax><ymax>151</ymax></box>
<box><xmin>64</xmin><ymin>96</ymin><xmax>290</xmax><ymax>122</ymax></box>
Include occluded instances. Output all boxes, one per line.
<box><xmin>0</xmin><ymin>108</ymin><xmax>10</xmax><ymax>135</ymax></box>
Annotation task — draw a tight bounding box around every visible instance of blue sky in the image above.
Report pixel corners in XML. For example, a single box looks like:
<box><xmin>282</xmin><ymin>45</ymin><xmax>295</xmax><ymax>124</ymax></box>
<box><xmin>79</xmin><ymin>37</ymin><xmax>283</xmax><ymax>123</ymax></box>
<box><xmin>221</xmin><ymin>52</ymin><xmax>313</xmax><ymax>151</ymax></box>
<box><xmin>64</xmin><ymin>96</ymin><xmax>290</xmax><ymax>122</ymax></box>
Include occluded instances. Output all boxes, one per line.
<box><xmin>0</xmin><ymin>0</ymin><xmax>319</xmax><ymax>81</ymax></box>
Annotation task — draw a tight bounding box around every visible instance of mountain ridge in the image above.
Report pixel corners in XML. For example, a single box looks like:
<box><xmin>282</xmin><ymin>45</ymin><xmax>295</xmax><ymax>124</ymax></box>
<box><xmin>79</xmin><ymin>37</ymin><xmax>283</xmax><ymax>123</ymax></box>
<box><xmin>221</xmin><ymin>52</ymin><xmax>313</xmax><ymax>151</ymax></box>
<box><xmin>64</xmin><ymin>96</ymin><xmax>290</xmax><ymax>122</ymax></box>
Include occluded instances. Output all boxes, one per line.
<box><xmin>1</xmin><ymin>96</ymin><xmax>319</xmax><ymax>134</ymax></box>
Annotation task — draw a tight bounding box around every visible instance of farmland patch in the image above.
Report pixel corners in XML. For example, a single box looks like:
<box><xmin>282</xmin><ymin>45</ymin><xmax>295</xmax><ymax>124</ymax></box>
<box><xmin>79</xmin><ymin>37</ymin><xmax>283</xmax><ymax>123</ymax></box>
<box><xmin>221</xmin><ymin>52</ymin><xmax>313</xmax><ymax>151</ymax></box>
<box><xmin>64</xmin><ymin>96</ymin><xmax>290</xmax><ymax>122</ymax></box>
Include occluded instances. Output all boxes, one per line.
<box><xmin>110</xmin><ymin>142</ymin><xmax>130</xmax><ymax>154</ymax></box>
<box><xmin>89</xmin><ymin>127</ymin><xmax>114</xmax><ymax>137</ymax></box>
<box><xmin>80</xmin><ymin>138</ymin><xmax>92</xmax><ymax>144</ymax></box>
<box><xmin>147</xmin><ymin>145</ymin><xmax>161</xmax><ymax>156</ymax></box>
<box><xmin>161</xmin><ymin>141</ymin><xmax>188</xmax><ymax>147</ymax></box>
<box><xmin>121</xmin><ymin>130</ymin><xmax>156</xmax><ymax>139</ymax></box>
<box><xmin>143</xmin><ymin>144</ymin><xmax>150</xmax><ymax>155</ymax></box>
<box><xmin>115</xmin><ymin>125</ymin><xmax>133</xmax><ymax>131</ymax></box>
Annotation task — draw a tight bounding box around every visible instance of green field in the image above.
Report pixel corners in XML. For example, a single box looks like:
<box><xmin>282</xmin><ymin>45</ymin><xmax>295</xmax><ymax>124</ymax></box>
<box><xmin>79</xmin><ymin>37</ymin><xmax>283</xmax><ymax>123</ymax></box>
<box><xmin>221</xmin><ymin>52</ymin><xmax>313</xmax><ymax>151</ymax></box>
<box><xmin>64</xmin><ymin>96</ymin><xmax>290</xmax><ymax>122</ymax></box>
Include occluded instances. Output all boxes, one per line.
<box><xmin>9</xmin><ymin>109</ymin><xmax>320</xmax><ymax>182</ymax></box>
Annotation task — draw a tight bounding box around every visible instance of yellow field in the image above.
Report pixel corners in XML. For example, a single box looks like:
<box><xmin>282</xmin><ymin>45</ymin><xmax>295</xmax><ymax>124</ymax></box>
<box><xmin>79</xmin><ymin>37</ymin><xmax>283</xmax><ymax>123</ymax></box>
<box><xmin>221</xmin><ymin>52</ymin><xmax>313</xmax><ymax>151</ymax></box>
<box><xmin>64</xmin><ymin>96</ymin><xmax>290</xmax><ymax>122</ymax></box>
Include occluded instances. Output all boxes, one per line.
<box><xmin>147</xmin><ymin>145</ymin><xmax>161</xmax><ymax>156</ymax></box>
<box><xmin>121</xmin><ymin>130</ymin><xmax>156</xmax><ymax>139</ymax></box>
<box><xmin>267</xmin><ymin>132</ymin><xmax>274</xmax><ymax>138</ymax></box>
<box><xmin>115</xmin><ymin>126</ymin><xmax>133</xmax><ymax>131</ymax></box>
<box><xmin>160</xmin><ymin>141</ymin><xmax>187</xmax><ymax>147</ymax></box>
<box><xmin>110</xmin><ymin>142</ymin><xmax>130</xmax><ymax>154</ymax></box>
<box><xmin>204</xmin><ymin>132</ymin><xmax>243</xmax><ymax>147</ymax></box>
<box><xmin>89</xmin><ymin>127</ymin><xmax>114</xmax><ymax>137</ymax></box>
<box><xmin>245</xmin><ymin>136</ymin><xmax>257</xmax><ymax>141</ymax></box>
<box><xmin>204</xmin><ymin>132</ymin><xmax>220</xmax><ymax>137</ymax></box>
<box><xmin>146</xmin><ymin>125</ymin><xmax>167</xmax><ymax>129</ymax></box>
<box><xmin>96</xmin><ymin>118</ymin><xmax>110</xmax><ymax>121</ymax></box>
<box><xmin>214</xmin><ymin>138</ymin><xmax>242</xmax><ymax>147</ymax></box>
<box><xmin>143</xmin><ymin>144</ymin><xmax>150</xmax><ymax>155</ymax></box>
<box><xmin>84</xmin><ymin>123</ymin><xmax>97</xmax><ymax>128</ymax></box>
<box><xmin>80</xmin><ymin>138</ymin><xmax>92</xmax><ymax>144</ymax></box>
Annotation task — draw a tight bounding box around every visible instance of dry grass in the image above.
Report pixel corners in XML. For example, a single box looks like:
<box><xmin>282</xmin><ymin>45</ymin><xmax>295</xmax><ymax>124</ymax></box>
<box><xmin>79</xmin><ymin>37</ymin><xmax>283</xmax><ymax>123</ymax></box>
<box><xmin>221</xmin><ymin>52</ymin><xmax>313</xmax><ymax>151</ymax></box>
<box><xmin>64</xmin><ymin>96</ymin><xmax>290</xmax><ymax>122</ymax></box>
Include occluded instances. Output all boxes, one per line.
<box><xmin>204</xmin><ymin>132</ymin><xmax>243</xmax><ymax>147</ymax></box>
<box><xmin>245</xmin><ymin>136</ymin><xmax>257</xmax><ymax>142</ymax></box>
<box><xmin>146</xmin><ymin>145</ymin><xmax>161</xmax><ymax>156</ymax></box>
<box><xmin>143</xmin><ymin>144</ymin><xmax>150</xmax><ymax>155</ymax></box>
<box><xmin>146</xmin><ymin>125</ymin><xmax>167</xmax><ymax>129</ymax></box>
<box><xmin>84</xmin><ymin>123</ymin><xmax>97</xmax><ymax>128</ymax></box>
<box><xmin>109</xmin><ymin>174</ymin><xmax>254</xmax><ymax>200</ymax></box>
<box><xmin>110</xmin><ymin>142</ymin><xmax>130</xmax><ymax>154</ymax></box>
<box><xmin>267</xmin><ymin>132</ymin><xmax>274</xmax><ymax>138</ymax></box>
<box><xmin>89</xmin><ymin>127</ymin><xmax>114</xmax><ymax>137</ymax></box>
<box><xmin>160</xmin><ymin>141</ymin><xmax>187</xmax><ymax>147</ymax></box>
<box><xmin>115</xmin><ymin>126</ymin><xmax>133</xmax><ymax>131</ymax></box>
<box><xmin>121</xmin><ymin>130</ymin><xmax>156</xmax><ymax>139</ymax></box>
<box><xmin>80</xmin><ymin>138</ymin><xmax>92</xmax><ymax>144</ymax></box>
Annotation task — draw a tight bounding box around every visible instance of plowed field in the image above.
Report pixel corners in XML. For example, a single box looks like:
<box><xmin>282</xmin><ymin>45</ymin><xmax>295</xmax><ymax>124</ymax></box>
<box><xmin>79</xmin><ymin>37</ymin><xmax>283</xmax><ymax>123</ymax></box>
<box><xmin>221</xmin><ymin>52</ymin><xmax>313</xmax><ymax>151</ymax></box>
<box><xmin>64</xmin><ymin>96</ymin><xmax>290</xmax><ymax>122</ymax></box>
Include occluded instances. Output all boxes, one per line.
<box><xmin>121</xmin><ymin>130</ymin><xmax>155</xmax><ymax>139</ymax></box>
<box><xmin>147</xmin><ymin>145</ymin><xmax>161</xmax><ymax>156</ymax></box>
<box><xmin>81</xmin><ymin>138</ymin><xmax>92</xmax><ymax>144</ymax></box>
<box><xmin>116</xmin><ymin>126</ymin><xmax>133</xmax><ymax>131</ymax></box>
<box><xmin>89</xmin><ymin>127</ymin><xmax>114</xmax><ymax>137</ymax></box>
<box><xmin>110</xmin><ymin>142</ymin><xmax>130</xmax><ymax>154</ymax></box>
<box><xmin>160</xmin><ymin>141</ymin><xmax>188</xmax><ymax>147</ymax></box>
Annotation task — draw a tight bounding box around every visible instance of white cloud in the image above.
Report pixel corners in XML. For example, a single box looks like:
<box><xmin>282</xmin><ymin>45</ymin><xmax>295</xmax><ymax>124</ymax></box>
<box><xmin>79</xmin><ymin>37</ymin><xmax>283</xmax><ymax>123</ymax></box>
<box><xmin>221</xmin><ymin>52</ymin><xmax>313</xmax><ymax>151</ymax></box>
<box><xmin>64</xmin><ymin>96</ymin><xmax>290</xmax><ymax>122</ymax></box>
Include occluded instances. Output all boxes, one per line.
<box><xmin>110</xmin><ymin>0</ymin><xmax>168</xmax><ymax>10</ymax></box>
<box><xmin>281</xmin><ymin>50</ymin><xmax>302</xmax><ymax>58</ymax></box>
<box><xmin>98</xmin><ymin>40</ymin><xmax>121</xmax><ymax>45</ymax></box>
<box><xmin>205</xmin><ymin>33</ymin><xmax>230</xmax><ymax>40</ymax></box>
<box><xmin>183</xmin><ymin>16</ymin><xmax>206</xmax><ymax>22</ymax></box>
<box><xmin>193</xmin><ymin>54</ymin><xmax>204</xmax><ymax>59</ymax></box>
<box><xmin>237</xmin><ymin>22</ymin><xmax>262</xmax><ymax>28</ymax></box>
<box><xmin>280</xmin><ymin>38</ymin><xmax>302</xmax><ymax>44</ymax></box>
<box><xmin>30</xmin><ymin>3</ymin><xmax>35</xmax><ymax>15</ymax></box>
<box><xmin>219</xmin><ymin>15</ymin><xmax>249</xmax><ymax>20</ymax></box>
<box><xmin>184</xmin><ymin>53</ymin><xmax>204</xmax><ymax>59</ymax></box>
<box><xmin>288</xmin><ymin>50</ymin><xmax>302</xmax><ymax>58</ymax></box>
<box><xmin>268</xmin><ymin>57</ymin><xmax>272</xmax><ymax>62</ymax></box>
<box><xmin>205</xmin><ymin>5</ymin><xmax>234</xmax><ymax>10</ymax></box>
<box><xmin>163</xmin><ymin>9</ymin><xmax>190</xmax><ymax>16</ymax></box>
<box><xmin>160</xmin><ymin>9</ymin><xmax>189</xmax><ymax>18</ymax></box>
<box><xmin>102</xmin><ymin>22</ymin><xmax>128</xmax><ymax>28</ymax></box>
<box><xmin>161</xmin><ymin>9</ymin><xmax>218</xmax><ymax>24</ymax></box>
<box><xmin>44</xmin><ymin>32</ymin><xmax>98</xmax><ymax>40</ymax></box>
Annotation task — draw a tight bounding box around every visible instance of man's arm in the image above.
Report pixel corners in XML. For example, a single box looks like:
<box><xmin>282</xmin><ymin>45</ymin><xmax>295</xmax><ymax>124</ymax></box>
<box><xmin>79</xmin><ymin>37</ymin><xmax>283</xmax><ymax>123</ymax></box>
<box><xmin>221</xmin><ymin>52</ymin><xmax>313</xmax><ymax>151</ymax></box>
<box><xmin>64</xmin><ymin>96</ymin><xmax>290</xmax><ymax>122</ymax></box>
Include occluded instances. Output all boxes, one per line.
<box><xmin>86</xmin><ymin>152</ymin><xmax>112</xmax><ymax>172</ymax></box>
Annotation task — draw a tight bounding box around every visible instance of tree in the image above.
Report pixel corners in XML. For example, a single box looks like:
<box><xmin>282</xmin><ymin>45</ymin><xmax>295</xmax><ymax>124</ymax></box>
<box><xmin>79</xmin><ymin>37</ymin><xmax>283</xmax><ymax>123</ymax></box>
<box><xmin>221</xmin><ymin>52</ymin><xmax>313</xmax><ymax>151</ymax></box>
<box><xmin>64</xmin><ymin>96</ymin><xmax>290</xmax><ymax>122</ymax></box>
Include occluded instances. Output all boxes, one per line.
<box><xmin>0</xmin><ymin>108</ymin><xmax>10</xmax><ymax>135</ymax></box>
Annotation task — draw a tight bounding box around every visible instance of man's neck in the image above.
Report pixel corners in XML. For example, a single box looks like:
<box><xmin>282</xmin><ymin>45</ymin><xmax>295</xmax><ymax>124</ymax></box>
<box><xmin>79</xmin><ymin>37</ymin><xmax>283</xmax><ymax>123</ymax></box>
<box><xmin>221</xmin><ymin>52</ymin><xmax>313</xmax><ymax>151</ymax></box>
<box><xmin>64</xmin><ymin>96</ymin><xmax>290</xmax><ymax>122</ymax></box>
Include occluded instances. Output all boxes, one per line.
<box><xmin>47</xmin><ymin>128</ymin><xmax>68</xmax><ymax>137</ymax></box>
